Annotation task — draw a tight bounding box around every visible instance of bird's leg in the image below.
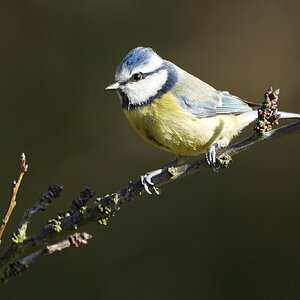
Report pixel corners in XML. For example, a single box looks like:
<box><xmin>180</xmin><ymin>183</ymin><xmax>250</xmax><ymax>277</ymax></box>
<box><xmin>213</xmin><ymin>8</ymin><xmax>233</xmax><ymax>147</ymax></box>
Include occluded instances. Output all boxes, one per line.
<box><xmin>206</xmin><ymin>139</ymin><xmax>228</xmax><ymax>172</ymax></box>
<box><xmin>141</xmin><ymin>156</ymin><xmax>183</xmax><ymax>195</ymax></box>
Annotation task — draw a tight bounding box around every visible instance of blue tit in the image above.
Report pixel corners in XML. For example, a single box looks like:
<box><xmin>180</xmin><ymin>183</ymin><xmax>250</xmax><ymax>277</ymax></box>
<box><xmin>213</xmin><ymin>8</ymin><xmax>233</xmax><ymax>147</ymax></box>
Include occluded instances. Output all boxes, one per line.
<box><xmin>106</xmin><ymin>47</ymin><xmax>300</xmax><ymax>169</ymax></box>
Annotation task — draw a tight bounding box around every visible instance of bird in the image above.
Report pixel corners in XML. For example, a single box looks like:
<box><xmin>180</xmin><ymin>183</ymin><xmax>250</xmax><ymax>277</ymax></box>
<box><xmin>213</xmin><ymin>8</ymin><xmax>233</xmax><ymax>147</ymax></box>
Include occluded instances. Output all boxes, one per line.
<box><xmin>106</xmin><ymin>47</ymin><xmax>300</xmax><ymax>192</ymax></box>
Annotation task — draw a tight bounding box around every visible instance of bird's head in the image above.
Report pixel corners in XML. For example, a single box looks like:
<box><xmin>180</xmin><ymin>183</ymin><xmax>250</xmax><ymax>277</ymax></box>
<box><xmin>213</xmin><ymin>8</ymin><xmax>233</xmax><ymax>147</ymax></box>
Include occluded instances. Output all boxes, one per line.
<box><xmin>106</xmin><ymin>47</ymin><xmax>177</xmax><ymax>109</ymax></box>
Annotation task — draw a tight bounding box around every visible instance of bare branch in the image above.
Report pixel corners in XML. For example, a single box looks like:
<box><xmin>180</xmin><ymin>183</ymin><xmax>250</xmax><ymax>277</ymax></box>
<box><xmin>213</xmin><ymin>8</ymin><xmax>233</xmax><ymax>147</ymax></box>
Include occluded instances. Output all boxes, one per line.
<box><xmin>4</xmin><ymin>232</ymin><xmax>92</xmax><ymax>281</ymax></box>
<box><xmin>0</xmin><ymin>153</ymin><xmax>28</xmax><ymax>245</ymax></box>
<box><xmin>12</xmin><ymin>184</ymin><xmax>64</xmax><ymax>244</ymax></box>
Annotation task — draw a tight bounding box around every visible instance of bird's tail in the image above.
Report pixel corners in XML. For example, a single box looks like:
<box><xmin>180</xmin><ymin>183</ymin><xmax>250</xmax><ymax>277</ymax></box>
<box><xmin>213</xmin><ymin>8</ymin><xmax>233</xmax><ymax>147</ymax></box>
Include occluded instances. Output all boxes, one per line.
<box><xmin>237</xmin><ymin>110</ymin><xmax>300</xmax><ymax>131</ymax></box>
<box><xmin>242</xmin><ymin>110</ymin><xmax>300</xmax><ymax>121</ymax></box>
<box><xmin>278</xmin><ymin>111</ymin><xmax>300</xmax><ymax>119</ymax></box>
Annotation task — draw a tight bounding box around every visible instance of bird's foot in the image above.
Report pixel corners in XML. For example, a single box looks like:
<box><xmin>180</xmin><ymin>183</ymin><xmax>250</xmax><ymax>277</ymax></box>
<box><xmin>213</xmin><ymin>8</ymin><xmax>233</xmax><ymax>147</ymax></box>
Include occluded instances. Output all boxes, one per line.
<box><xmin>206</xmin><ymin>144</ymin><xmax>221</xmax><ymax>172</ymax></box>
<box><xmin>141</xmin><ymin>169</ymin><xmax>162</xmax><ymax>195</ymax></box>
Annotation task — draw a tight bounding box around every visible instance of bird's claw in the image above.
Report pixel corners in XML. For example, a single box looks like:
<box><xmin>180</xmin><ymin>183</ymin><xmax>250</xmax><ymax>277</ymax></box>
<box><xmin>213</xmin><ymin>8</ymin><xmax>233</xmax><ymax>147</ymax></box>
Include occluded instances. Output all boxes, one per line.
<box><xmin>141</xmin><ymin>170</ymin><xmax>162</xmax><ymax>195</ymax></box>
<box><xmin>206</xmin><ymin>145</ymin><xmax>220</xmax><ymax>172</ymax></box>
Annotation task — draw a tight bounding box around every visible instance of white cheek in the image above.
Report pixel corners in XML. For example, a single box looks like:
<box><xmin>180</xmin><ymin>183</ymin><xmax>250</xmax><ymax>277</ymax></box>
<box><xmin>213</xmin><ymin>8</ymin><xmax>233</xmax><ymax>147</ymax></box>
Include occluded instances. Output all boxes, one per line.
<box><xmin>125</xmin><ymin>70</ymin><xmax>168</xmax><ymax>105</ymax></box>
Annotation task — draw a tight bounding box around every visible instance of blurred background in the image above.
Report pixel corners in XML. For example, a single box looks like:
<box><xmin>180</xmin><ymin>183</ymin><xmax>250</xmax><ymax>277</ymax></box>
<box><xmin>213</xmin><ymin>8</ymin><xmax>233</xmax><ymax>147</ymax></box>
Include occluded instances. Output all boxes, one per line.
<box><xmin>1</xmin><ymin>0</ymin><xmax>300</xmax><ymax>298</ymax></box>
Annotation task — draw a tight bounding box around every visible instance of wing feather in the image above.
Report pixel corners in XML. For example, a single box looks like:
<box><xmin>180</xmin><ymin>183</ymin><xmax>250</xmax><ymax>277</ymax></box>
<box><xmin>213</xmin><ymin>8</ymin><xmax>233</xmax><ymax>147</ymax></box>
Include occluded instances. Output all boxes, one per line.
<box><xmin>173</xmin><ymin>70</ymin><xmax>253</xmax><ymax>118</ymax></box>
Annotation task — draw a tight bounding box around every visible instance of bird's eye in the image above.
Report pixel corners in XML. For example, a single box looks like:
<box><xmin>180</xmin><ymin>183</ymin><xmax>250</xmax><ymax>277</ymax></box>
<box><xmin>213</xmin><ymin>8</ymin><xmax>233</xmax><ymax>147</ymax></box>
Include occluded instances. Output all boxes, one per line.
<box><xmin>132</xmin><ymin>72</ymin><xmax>144</xmax><ymax>82</ymax></box>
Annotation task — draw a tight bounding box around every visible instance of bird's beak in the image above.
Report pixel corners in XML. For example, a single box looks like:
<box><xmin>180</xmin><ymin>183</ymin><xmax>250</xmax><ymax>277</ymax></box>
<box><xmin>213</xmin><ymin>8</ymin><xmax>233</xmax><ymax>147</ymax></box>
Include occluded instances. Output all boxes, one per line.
<box><xmin>105</xmin><ymin>82</ymin><xmax>120</xmax><ymax>91</ymax></box>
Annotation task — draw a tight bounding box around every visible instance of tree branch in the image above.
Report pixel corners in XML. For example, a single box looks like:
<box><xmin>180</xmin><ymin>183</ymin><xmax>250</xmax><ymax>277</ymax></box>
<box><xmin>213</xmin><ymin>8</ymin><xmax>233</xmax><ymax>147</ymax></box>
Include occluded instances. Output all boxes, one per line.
<box><xmin>0</xmin><ymin>88</ymin><xmax>299</xmax><ymax>283</ymax></box>
<box><xmin>12</xmin><ymin>184</ymin><xmax>64</xmax><ymax>244</ymax></box>
<box><xmin>0</xmin><ymin>153</ymin><xmax>28</xmax><ymax>245</ymax></box>
<box><xmin>5</xmin><ymin>232</ymin><xmax>92</xmax><ymax>280</ymax></box>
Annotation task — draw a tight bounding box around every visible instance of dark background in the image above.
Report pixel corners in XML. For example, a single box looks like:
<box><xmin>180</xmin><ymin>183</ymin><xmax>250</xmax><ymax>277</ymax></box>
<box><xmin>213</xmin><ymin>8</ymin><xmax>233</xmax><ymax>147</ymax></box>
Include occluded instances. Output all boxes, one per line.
<box><xmin>1</xmin><ymin>0</ymin><xmax>300</xmax><ymax>299</ymax></box>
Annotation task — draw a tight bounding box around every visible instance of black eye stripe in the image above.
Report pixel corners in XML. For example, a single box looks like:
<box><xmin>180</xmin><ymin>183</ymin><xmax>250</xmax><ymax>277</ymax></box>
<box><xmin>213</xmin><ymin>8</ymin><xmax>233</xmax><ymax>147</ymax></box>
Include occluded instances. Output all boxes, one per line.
<box><xmin>120</xmin><ymin>66</ymin><xmax>166</xmax><ymax>86</ymax></box>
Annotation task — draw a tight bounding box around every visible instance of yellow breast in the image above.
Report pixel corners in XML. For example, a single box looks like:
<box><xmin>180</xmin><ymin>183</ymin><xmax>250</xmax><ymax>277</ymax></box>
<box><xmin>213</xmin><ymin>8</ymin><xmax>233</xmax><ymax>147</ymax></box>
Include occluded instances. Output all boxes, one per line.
<box><xmin>123</xmin><ymin>92</ymin><xmax>241</xmax><ymax>156</ymax></box>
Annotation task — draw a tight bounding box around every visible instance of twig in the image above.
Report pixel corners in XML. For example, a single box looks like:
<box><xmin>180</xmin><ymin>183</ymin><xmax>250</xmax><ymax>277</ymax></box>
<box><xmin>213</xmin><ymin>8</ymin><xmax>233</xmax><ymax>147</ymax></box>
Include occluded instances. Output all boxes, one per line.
<box><xmin>56</xmin><ymin>185</ymin><xmax>95</xmax><ymax>220</ymax></box>
<box><xmin>5</xmin><ymin>232</ymin><xmax>92</xmax><ymax>280</ymax></box>
<box><xmin>0</xmin><ymin>153</ymin><xmax>28</xmax><ymax>245</ymax></box>
<box><xmin>12</xmin><ymin>184</ymin><xmax>64</xmax><ymax>244</ymax></box>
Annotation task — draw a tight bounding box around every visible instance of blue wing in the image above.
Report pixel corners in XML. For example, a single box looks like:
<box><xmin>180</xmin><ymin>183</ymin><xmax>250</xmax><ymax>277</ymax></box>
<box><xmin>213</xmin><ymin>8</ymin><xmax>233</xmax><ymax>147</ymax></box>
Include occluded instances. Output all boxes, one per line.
<box><xmin>173</xmin><ymin>71</ymin><xmax>253</xmax><ymax>118</ymax></box>
<box><xmin>215</xmin><ymin>91</ymin><xmax>252</xmax><ymax>115</ymax></box>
